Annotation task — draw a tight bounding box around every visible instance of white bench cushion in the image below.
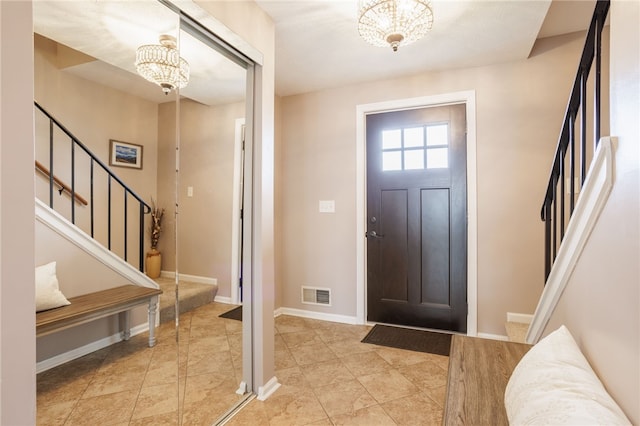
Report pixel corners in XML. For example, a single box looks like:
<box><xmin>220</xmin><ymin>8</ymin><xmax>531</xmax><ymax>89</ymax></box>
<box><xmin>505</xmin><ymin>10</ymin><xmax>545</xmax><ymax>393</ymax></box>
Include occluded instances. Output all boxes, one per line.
<box><xmin>504</xmin><ymin>325</ymin><xmax>630</xmax><ymax>425</ymax></box>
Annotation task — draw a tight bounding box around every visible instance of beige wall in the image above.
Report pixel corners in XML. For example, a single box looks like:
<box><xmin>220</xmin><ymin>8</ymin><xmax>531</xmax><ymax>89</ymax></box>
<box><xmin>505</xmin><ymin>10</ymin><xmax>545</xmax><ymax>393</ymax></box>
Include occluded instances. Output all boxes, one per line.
<box><xmin>157</xmin><ymin>99</ymin><xmax>245</xmax><ymax>297</ymax></box>
<box><xmin>277</xmin><ymin>31</ymin><xmax>586</xmax><ymax>335</ymax></box>
<box><xmin>543</xmin><ymin>1</ymin><xmax>639</xmax><ymax>422</ymax></box>
<box><xmin>0</xmin><ymin>1</ymin><xmax>36</xmax><ymax>423</ymax></box>
<box><xmin>34</xmin><ymin>35</ymin><xmax>159</xmax><ymax>268</ymax></box>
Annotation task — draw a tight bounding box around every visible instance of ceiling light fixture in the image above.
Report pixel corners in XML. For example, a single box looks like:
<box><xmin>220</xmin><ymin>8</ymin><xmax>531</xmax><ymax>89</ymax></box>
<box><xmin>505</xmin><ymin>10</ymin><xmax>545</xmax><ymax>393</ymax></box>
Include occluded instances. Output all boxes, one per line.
<box><xmin>135</xmin><ymin>35</ymin><xmax>189</xmax><ymax>95</ymax></box>
<box><xmin>358</xmin><ymin>0</ymin><xmax>433</xmax><ymax>52</ymax></box>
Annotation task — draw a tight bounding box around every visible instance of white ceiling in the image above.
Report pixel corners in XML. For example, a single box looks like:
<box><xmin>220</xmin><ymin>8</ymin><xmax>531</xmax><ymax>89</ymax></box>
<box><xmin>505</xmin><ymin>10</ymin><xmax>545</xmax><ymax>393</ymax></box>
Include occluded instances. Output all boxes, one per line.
<box><xmin>33</xmin><ymin>0</ymin><xmax>598</xmax><ymax>103</ymax></box>
<box><xmin>257</xmin><ymin>0</ymin><xmax>597</xmax><ymax>97</ymax></box>
<box><xmin>33</xmin><ymin>0</ymin><xmax>247</xmax><ymax>106</ymax></box>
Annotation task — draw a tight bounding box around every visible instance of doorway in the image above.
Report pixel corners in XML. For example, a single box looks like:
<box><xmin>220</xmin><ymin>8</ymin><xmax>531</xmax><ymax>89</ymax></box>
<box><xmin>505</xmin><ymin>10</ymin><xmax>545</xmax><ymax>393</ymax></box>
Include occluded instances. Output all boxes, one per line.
<box><xmin>355</xmin><ymin>92</ymin><xmax>478</xmax><ymax>335</ymax></box>
<box><xmin>366</xmin><ymin>104</ymin><xmax>467</xmax><ymax>332</ymax></box>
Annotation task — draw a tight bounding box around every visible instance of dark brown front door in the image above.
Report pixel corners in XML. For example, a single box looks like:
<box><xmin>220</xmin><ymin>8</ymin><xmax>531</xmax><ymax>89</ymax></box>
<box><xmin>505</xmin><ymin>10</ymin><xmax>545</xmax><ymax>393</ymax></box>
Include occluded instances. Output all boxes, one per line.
<box><xmin>366</xmin><ymin>104</ymin><xmax>467</xmax><ymax>332</ymax></box>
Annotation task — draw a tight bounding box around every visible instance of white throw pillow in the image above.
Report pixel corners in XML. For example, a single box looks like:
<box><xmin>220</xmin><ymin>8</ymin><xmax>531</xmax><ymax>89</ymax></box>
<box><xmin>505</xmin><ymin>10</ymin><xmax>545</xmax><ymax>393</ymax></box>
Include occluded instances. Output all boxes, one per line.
<box><xmin>504</xmin><ymin>325</ymin><xmax>631</xmax><ymax>425</ymax></box>
<box><xmin>35</xmin><ymin>261</ymin><xmax>71</xmax><ymax>312</ymax></box>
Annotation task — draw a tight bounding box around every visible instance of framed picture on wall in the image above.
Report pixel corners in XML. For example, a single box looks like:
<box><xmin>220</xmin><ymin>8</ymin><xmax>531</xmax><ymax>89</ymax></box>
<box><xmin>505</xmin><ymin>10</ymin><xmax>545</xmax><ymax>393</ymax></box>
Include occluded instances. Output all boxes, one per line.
<box><xmin>109</xmin><ymin>140</ymin><xmax>143</xmax><ymax>170</ymax></box>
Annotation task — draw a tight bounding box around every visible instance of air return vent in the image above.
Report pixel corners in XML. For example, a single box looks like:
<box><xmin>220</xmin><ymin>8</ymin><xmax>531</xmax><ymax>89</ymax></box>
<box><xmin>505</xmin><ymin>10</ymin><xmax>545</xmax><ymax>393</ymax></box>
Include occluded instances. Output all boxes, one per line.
<box><xmin>302</xmin><ymin>286</ymin><xmax>331</xmax><ymax>306</ymax></box>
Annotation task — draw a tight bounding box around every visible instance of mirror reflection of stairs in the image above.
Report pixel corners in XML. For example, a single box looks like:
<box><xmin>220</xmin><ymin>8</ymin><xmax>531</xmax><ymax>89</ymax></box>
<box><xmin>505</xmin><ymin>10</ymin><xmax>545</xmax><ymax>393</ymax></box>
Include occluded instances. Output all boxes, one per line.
<box><xmin>154</xmin><ymin>277</ymin><xmax>218</xmax><ymax>323</ymax></box>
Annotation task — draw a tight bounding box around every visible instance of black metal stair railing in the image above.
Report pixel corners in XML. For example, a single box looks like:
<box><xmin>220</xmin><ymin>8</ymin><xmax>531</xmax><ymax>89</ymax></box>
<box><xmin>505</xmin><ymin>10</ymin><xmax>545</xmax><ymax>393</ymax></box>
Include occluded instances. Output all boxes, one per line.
<box><xmin>540</xmin><ymin>0</ymin><xmax>610</xmax><ymax>281</ymax></box>
<box><xmin>35</xmin><ymin>101</ymin><xmax>151</xmax><ymax>272</ymax></box>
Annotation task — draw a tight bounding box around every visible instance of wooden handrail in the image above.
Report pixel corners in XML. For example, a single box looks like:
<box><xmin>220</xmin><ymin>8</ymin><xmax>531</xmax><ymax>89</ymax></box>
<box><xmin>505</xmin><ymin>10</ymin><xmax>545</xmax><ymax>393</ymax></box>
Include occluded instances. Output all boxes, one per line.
<box><xmin>35</xmin><ymin>160</ymin><xmax>88</xmax><ymax>206</ymax></box>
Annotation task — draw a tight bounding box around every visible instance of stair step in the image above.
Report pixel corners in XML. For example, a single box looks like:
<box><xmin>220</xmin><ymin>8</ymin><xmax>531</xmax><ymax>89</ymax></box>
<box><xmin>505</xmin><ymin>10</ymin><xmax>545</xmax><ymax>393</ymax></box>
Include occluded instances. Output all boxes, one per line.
<box><xmin>505</xmin><ymin>321</ymin><xmax>529</xmax><ymax>343</ymax></box>
<box><xmin>154</xmin><ymin>277</ymin><xmax>217</xmax><ymax>323</ymax></box>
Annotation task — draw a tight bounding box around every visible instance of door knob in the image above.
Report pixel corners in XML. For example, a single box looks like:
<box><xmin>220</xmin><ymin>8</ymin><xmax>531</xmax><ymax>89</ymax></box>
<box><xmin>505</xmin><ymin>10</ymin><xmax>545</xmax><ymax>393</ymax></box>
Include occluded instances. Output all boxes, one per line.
<box><xmin>366</xmin><ymin>230</ymin><xmax>384</xmax><ymax>239</ymax></box>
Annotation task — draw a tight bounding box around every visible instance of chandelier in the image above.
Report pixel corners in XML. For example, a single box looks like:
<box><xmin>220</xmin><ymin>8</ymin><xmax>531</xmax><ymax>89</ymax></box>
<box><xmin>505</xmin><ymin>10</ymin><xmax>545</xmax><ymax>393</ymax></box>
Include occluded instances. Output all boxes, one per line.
<box><xmin>358</xmin><ymin>0</ymin><xmax>433</xmax><ymax>52</ymax></box>
<box><xmin>135</xmin><ymin>35</ymin><xmax>189</xmax><ymax>95</ymax></box>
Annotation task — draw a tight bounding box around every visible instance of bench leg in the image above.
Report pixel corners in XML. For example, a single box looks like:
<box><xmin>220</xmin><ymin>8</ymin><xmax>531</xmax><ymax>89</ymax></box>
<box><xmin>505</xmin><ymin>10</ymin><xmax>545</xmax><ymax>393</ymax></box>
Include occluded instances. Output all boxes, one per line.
<box><xmin>120</xmin><ymin>311</ymin><xmax>131</xmax><ymax>341</ymax></box>
<box><xmin>148</xmin><ymin>296</ymin><xmax>158</xmax><ymax>347</ymax></box>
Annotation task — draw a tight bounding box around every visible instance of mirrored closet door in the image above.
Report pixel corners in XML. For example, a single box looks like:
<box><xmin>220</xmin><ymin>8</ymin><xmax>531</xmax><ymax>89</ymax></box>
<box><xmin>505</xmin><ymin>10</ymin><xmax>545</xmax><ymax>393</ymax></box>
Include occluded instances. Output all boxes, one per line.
<box><xmin>33</xmin><ymin>1</ymin><xmax>254</xmax><ymax>424</ymax></box>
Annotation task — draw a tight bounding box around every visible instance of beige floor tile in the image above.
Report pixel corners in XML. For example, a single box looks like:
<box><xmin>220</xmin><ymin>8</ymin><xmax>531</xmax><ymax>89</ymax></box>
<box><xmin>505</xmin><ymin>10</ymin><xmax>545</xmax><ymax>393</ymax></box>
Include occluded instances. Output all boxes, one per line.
<box><xmin>225</xmin><ymin>399</ymin><xmax>270</xmax><ymax>426</ymax></box>
<box><xmin>37</xmin><ymin>375</ymin><xmax>93</xmax><ymax>407</ymax></box>
<box><xmin>430</xmin><ymin>353</ymin><xmax>450</xmax><ymax>371</ymax></box>
<box><xmin>313</xmin><ymin>325</ymin><xmax>360</xmax><ymax>344</ymax></box>
<box><xmin>313</xmin><ymin>379</ymin><xmax>378</xmax><ymax>418</ymax></box>
<box><xmin>341</xmin><ymin>351</ymin><xmax>392</xmax><ymax>377</ymax></box>
<box><xmin>326</xmin><ymin>337</ymin><xmax>375</xmax><ymax>357</ymax></box>
<box><xmin>65</xmin><ymin>389</ymin><xmax>139</xmax><ymax>425</ymax></box>
<box><xmin>330</xmin><ymin>404</ymin><xmax>397</xmax><ymax>425</ymax></box>
<box><xmin>81</xmin><ymin>367</ymin><xmax>147</xmax><ymax>399</ymax></box>
<box><xmin>289</xmin><ymin>342</ymin><xmax>338</xmax><ymax>366</ymax></box>
<box><xmin>280</xmin><ymin>330</ymin><xmax>324</xmax><ymax>348</ymax></box>
<box><xmin>186</xmin><ymin>347</ymin><xmax>235</xmax><ymax>377</ymax></box>
<box><xmin>128</xmin><ymin>411</ymin><xmax>180</xmax><ymax>425</ymax></box>
<box><xmin>301</xmin><ymin>359</ymin><xmax>355</xmax><ymax>388</ymax></box>
<box><xmin>381</xmin><ymin>391</ymin><xmax>443</xmax><ymax>425</ymax></box>
<box><xmin>131</xmin><ymin>383</ymin><xmax>178</xmax><ymax>420</ymax></box>
<box><xmin>228</xmin><ymin>332</ymin><xmax>244</xmax><ymax>353</ymax></box>
<box><xmin>262</xmin><ymin>387</ymin><xmax>328</xmax><ymax>425</ymax></box>
<box><xmin>37</xmin><ymin>305</ymin><xmax>449</xmax><ymax>424</ymax></box>
<box><xmin>275</xmin><ymin>348</ymin><xmax>298</xmax><ymax>370</ymax></box>
<box><xmin>225</xmin><ymin>319</ymin><xmax>243</xmax><ymax>335</ymax></box>
<box><xmin>142</xmin><ymin>358</ymin><xmax>180</xmax><ymax>388</ymax></box>
<box><xmin>275</xmin><ymin>315</ymin><xmax>313</xmax><ymax>334</ymax></box>
<box><xmin>306</xmin><ymin>419</ymin><xmax>334</xmax><ymax>425</ymax></box>
<box><xmin>397</xmin><ymin>359</ymin><xmax>448</xmax><ymax>389</ymax></box>
<box><xmin>374</xmin><ymin>346</ymin><xmax>435</xmax><ymax>367</ymax></box>
<box><xmin>186</xmin><ymin>333</ymin><xmax>231</xmax><ymax>353</ymax></box>
<box><xmin>183</xmin><ymin>371</ymin><xmax>239</xmax><ymax>405</ymax></box>
<box><xmin>36</xmin><ymin>399</ymin><xmax>76</xmax><ymax>426</ymax></box>
<box><xmin>357</xmin><ymin>369</ymin><xmax>419</xmax><ymax>404</ymax></box>
<box><xmin>424</xmin><ymin>384</ymin><xmax>447</xmax><ymax>409</ymax></box>
<box><xmin>275</xmin><ymin>365</ymin><xmax>309</xmax><ymax>389</ymax></box>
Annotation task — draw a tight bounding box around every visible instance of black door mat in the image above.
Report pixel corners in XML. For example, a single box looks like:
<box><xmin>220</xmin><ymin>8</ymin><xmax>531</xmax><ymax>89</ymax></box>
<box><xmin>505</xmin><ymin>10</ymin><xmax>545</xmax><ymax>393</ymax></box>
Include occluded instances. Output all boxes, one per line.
<box><xmin>361</xmin><ymin>324</ymin><xmax>452</xmax><ymax>356</ymax></box>
<box><xmin>219</xmin><ymin>306</ymin><xmax>242</xmax><ymax>321</ymax></box>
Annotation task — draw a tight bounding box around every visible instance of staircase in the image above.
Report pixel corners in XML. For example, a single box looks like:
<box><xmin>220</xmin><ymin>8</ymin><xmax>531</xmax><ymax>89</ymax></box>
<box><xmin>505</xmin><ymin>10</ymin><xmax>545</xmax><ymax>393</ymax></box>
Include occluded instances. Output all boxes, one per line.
<box><xmin>34</xmin><ymin>102</ymin><xmax>217</xmax><ymax>324</ymax></box>
<box><xmin>521</xmin><ymin>0</ymin><xmax>611</xmax><ymax>344</ymax></box>
<box><xmin>154</xmin><ymin>277</ymin><xmax>218</xmax><ymax>323</ymax></box>
<box><xmin>505</xmin><ymin>321</ymin><xmax>528</xmax><ymax>343</ymax></box>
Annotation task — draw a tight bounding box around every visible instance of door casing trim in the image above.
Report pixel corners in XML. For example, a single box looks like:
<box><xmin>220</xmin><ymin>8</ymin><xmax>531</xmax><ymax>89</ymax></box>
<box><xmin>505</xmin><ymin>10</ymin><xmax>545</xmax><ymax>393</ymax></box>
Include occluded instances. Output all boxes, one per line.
<box><xmin>355</xmin><ymin>90</ymin><xmax>478</xmax><ymax>336</ymax></box>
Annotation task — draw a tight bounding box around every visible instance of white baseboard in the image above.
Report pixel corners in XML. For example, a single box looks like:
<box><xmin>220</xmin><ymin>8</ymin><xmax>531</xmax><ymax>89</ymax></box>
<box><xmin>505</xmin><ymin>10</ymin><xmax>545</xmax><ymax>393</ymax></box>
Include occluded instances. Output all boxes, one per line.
<box><xmin>215</xmin><ymin>295</ymin><xmax>233</xmax><ymax>304</ymax></box>
<box><xmin>274</xmin><ymin>307</ymin><xmax>358</xmax><ymax>325</ymax></box>
<box><xmin>257</xmin><ymin>376</ymin><xmax>281</xmax><ymax>401</ymax></box>
<box><xmin>507</xmin><ymin>312</ymin><xmax>534</xmax><ymax>324</ymax></box>
<box><xmin>160</xmin><ymin>270</ymin><xmax>217</xmax><ymax>285</ymax></box>
<box><xmin>476</xmin><ymin>332</ymin><xmax>509</xmax><ymax>341</ymax></box>
<box><xmin>36</xmin><ymin>322</ymin><xmax>149</xmax><ymax>373</ymax></box>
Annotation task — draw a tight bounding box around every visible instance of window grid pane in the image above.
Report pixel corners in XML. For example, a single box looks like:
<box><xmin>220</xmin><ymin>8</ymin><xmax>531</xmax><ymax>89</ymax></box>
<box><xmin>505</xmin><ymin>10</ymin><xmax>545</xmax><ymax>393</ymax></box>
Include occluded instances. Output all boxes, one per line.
<box><xmin>403</xmin><ymin>127</ymin><xmax>424</xmax><ymax>148</ymax></box>
<box><xmin>426</xmin><ymin>124</ymin><xmax>448</xmax><ymax>147</ymax></box>
<box><xmin>382</xmin><ymin>129</ymin><xmax>401</xmax><ymax>149</ymax></box>
<box><xmin>381</xmin><ymin>124</ymin><xmax>451</xmax><ymax>172</ymax></box>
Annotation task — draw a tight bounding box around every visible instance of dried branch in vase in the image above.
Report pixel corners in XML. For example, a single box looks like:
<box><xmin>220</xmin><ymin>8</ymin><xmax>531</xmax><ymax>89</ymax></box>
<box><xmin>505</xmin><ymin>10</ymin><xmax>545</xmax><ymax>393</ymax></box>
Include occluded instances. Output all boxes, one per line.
<box><xmin>149</xmin><ymin>198</ymin><xmax>165</xmax><ymax>250</ymax></box>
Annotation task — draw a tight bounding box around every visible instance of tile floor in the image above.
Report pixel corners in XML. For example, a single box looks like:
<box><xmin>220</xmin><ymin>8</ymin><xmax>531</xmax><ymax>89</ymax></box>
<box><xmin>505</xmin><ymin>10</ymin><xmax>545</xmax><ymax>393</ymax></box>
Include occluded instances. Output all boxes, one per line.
<box><xmin>37</xmin><ymin>303</ymin><xmax>449</xmax><ymax>425</ymax></box>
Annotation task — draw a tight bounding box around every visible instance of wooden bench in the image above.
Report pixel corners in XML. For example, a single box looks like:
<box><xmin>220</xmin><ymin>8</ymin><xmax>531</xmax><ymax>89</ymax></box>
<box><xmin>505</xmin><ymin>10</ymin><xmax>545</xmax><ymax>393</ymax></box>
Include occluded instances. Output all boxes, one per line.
<box><xmin>36</xmin><ymin>285</ymin><xmax>163</xmax><ymax>347</ymax></box>
<box><xmin>443</xmin><ymin>334</ymin><xmax>531</xmax><ymax>425</ymax></box>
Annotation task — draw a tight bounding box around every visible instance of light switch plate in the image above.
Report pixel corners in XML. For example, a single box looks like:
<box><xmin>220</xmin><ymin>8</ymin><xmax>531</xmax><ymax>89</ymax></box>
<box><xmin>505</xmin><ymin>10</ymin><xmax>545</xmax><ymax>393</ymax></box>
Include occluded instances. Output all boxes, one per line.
<box><xmin>187</xmin><ymin>186</ymin><xmax>194</xmax><ymax>197</ymax></box>
<box><xmin>319</xmin><ymin>200</ymin><xmax>335</xmax><ymax>213</ymax></box>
